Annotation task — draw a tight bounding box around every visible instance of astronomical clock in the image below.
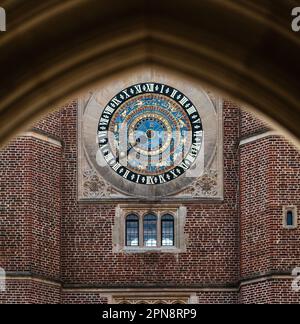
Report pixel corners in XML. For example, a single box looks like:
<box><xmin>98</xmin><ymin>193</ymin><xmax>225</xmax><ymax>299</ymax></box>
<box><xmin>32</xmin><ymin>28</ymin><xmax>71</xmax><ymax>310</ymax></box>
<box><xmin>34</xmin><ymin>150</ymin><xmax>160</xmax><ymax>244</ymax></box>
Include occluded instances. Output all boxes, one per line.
<box><xmin>78</xmin><ymin>67</ymin><xmax>223</xmax><ymax>201</ymax></box>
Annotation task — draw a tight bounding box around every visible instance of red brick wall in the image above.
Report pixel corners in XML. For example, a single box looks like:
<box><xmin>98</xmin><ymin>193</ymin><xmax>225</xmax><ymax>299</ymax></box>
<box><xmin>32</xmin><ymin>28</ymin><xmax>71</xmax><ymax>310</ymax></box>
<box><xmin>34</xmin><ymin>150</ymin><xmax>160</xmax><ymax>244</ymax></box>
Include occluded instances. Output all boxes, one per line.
<box><xmin>240</xmin><ymin>138</ymin><xmax>271</xmax><ymax>277</ymax></box>
<box><xmin>0</xmin><ymin>138</ymin><xmax>32</xmax><ymax>272</ymax></box>
<box><xmin>239</xmin><ymin>279</ymin><xmax>300</xmax><ymax>304</ymax></box>
<box><xmin>33</xmin><ymin>109</ymin><xmax>62</xmax><ymax>139</ymax></box>
<box><xmin>239</xmin><ymin>281</ymin><xmax>272</xmax><ymax>304</ymax></box>
<box><xmin>1</xmin><ymin>101</ymin><xmax>299</xmax><ymax>304</ymax></box>
<box><xmin>196</xmin><ymin>291</ymin><xmax>238</xmax><ymax>304</ymax></box>
<box><xmin>60</xmin><ymin>100</ymin><xmax>240</xmax><ymax>291</ymax></box>
<box><xmin>30</xmin><ymin>139</ymin><xmax>61</xmax><ymax>279</ymax></box>
<box><xmin>239</xmin><ymin>114</ymin><xmax>300</xmax><ymax>303</ymax></box>
<box><xmin>30</xmin><ymin>281</ymin><xmax>61</xmax><ymax>304</ymax></box>
<box><xmin>271</xmin><ymin>280</ymin><xmax>300</xmax><ymax>304</ymax></box>
<box><xmin>0</xmin><ymin>280</ymin><xmax>32</xmax><ymax>304</ymax></box>
<box><xmin>269</xmin><ymin>138</ymin><xmax>300</xmax><ymax>272</ymax></box>
<box><xmin>0</xmin><ymin>109</ymin><xmax>62</xmax><ymax>303</ymax></box>
<box><xmin>0</xmin><ymin>279</ymin><xmax>61</xmax><ymax>304</ymax></box>
<box><xmin>62</xmin><ymin>291</ymin><xmax>107</xmax><ymax>304</ymax></box>
<box><xmin>240</xmin><ymin>111</ymin><xmax>271</xmax><ymax>139</ymax></box>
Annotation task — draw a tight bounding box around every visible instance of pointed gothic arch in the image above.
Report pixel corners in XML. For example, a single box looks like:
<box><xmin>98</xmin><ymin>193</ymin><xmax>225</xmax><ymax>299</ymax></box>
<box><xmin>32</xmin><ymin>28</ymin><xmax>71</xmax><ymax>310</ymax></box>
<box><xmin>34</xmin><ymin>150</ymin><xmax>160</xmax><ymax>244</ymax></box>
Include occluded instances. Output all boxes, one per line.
<box><xmin>0</xmin><ymin>0</ymin><xmax>300</xmax><ymax>147</ymax></box>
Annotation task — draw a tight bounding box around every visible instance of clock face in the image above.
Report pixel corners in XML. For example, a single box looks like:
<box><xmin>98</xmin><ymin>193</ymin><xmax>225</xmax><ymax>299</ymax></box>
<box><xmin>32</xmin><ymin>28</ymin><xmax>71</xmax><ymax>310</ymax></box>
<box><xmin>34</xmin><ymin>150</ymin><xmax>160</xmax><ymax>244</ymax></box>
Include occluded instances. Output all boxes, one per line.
<box><xmin>98</xmin><ymin>83</ymin><xmax>203</xmax><ymax>185</ymax></box>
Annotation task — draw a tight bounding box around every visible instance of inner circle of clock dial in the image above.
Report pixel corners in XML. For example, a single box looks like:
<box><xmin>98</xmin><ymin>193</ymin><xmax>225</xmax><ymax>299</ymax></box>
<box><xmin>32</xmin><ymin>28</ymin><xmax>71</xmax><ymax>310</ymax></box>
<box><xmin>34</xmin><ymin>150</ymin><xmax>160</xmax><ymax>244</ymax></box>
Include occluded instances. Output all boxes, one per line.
<box><xmin>108</xmin><ymin>94</ymin><xmax>193</xmax><ymax>176</ymax></box>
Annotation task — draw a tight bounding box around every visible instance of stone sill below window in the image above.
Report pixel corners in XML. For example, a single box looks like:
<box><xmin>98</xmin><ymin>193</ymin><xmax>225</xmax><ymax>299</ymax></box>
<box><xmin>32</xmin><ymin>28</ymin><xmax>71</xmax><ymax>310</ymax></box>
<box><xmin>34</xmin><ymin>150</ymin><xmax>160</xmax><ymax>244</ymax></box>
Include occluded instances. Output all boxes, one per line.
<box><xmin>119</xmin><ymin>246</ymin><xmax>185</xmax><ymax>254</ymax></box>
<box><xmin>283</xmin><ymin>225</ymin><xmax>298</xmax><ymax>230</ymax></box>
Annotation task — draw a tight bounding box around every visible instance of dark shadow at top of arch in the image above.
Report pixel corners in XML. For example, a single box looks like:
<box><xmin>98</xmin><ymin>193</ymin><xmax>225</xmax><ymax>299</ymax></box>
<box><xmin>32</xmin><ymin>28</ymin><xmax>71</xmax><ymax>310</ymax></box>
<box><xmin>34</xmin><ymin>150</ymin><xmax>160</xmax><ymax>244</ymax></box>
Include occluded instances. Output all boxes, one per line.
<box><xmin>0</xmin><ymin>0</ymin><xmax>300</xmax><ymax>147</ymax></box>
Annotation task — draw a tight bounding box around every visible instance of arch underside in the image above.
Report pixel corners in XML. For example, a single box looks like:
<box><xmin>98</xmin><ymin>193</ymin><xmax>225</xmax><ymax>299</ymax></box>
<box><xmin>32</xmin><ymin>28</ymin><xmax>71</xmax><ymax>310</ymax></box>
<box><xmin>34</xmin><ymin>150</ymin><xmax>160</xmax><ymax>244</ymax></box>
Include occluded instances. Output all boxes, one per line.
<box><xmin>0</xmin><ymin>0</ymin><xmax>300</xmax><ymax>147</ymax></box>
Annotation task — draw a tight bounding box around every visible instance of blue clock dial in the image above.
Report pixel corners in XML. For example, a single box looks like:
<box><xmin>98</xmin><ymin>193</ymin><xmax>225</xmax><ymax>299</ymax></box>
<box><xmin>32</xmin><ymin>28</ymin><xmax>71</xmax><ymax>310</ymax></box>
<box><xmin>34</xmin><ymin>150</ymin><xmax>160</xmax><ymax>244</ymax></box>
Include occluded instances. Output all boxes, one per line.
<box><xmin>98</xmin><ymin>83</ymin><xmax>203</xmax><ymax>185</ymax></box>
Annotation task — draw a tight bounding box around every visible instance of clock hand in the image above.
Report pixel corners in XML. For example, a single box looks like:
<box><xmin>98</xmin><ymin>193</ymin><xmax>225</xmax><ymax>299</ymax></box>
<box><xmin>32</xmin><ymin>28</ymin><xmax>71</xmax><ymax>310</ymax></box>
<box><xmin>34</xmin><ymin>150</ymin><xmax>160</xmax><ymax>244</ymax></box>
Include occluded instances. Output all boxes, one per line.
<box><xmin>119</xmin><ymin>136</ymin><xmax>147</xmax><ymax>158</ymax></box>
<box><xmin>127</xmin><ymin>138</ymin><xmax>140</xmax><ymax>155</ymax></box>
<box><xmin>128</xmin><ymin>135</ymin><xmax>148</xmax><ymax>154</ymax></box>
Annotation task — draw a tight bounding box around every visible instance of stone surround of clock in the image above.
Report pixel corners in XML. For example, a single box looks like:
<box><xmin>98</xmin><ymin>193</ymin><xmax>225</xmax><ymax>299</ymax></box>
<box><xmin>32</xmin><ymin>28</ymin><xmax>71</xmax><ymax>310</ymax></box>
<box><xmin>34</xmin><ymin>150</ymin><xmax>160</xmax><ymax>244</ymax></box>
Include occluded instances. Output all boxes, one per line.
<box><xmin>78</xmin><ymin>66</ymin><xmax>223</xmax><ymax>202</ymax></box>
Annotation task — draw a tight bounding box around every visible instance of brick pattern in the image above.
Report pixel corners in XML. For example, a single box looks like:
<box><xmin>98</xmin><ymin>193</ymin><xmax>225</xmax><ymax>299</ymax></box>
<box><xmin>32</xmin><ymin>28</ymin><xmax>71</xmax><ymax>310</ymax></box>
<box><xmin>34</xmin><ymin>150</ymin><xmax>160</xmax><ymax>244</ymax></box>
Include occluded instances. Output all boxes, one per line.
<box><xmin>240</xmin><ymin>110</ymin><xmax>271</xmax><ymax>139</ymax></box>
<box><xmin>0</xmin><ymin>138</ymin><xmax>32</xmax><ymax>272</ymax></box>
<box><xmin>32</xmin><ymin>109</ymin><xmax>61</xmax><ymax>140</ymax></box>
<box><xmin>240</xmin><ymin>279</ymin><xmax>300</xmax><ymax>304</ymax></box>
<box><xmin>0</xmin><ymin>102</ymin><xmax>299</xmax><ymax>304</ymax></box>
<box><xmin>30</xmin><ymin>139</ymin><xmax>62</xmax><ymax>279</ymax></box>
<box><xmin>239</xmin><ymin>111</ymin><xmax>300</xmax><ymax>303</ymax></box>
<box><xmin>0</xmin><ymin>280</ymin><xmax>61</xmax><ymax>304</ymax></box>
<box><xmin>60</xmin><ymin>101</ymin><xmax>239</xmax><ymax>287</ymax></box>
<box><xmin>197</xmin><ymin>291</ymin><xmax>238</xmax><ymax>304</ymax></box>
<box><xmin>30</xmin><ymin>281</ymin><xmax>61</xmax><ymax>304</ymax></box>
<box><xmin>269</xmin><ymin>138</ymin><xmax>300</xmax><ymax>273</ymax></box>
<box><xmin>240</xmin><ymin>138</ymin><xmax>271</xmax><ymax>277</ymax></box>
<box><xmin>0</xmin><ymin>109</ymin><xmax>63</xmax><ymax>302</ymax></box>
<box><xmin>62</xmin><ymin>292</ymin><xmax>107</xmax><ymax>304</ymax></box>
<box><xmin>0</xmin><ymin>280</ymin><xmax>32</xmax><ymax>304</ymax></box>
<box><xmin>271</xmin><ymin>280</ymin><xmax>300</xmax><ymax>304</ymax></box>
<box><xmin>239</xmin><ymin>281</ymin><xmax>272</xmax><ymax>304</ymax></box>
<box><xmin>240</xmin><ymin>136</ymin><xmax>300</xmax><ymax>276</ymax></box>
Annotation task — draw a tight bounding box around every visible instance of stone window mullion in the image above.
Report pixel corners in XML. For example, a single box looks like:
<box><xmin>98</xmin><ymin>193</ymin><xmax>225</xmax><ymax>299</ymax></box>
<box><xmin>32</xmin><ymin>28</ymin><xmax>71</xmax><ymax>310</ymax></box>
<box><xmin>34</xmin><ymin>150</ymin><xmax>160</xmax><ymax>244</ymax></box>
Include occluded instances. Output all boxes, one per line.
<box><xmin>157</xmin><ymin>213</ymin><xmax>162</xmax><ymax>248</ymax></box>
<box><xmin>139</xmin><ymin>214</ymin><xmax>144</xmax><ymax>247</ymax></box>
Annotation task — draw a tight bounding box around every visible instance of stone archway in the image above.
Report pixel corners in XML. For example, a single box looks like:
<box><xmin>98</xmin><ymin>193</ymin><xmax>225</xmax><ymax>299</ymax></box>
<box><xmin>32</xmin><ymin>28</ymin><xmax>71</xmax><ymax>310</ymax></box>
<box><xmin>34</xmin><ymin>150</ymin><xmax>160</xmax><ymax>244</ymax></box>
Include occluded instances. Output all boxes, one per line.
<box><xmin>0</xmin><ymin>0</ymin><xmax>300</xmax><ymax>146</ymax></box>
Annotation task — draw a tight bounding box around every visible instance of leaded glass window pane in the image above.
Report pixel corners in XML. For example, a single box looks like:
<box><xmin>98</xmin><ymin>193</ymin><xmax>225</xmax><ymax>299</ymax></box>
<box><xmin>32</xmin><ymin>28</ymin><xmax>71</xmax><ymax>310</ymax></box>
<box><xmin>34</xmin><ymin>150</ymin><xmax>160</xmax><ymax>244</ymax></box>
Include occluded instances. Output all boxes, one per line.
<box><xmin>161</xmin><ymin>214</ymin><xmax>174</xmax><ymax>246</ymax></box>
<box><xmin>287</xmin><ymin>211</ymin><xmax>294</xmax><ymax>226</ymax></box>
<box><xmin>144</xmin><ymin>214</ymin><xmax>157</xmax><ymax>247</ymax></box>
<box><xmin>126</xmin><ymin>215</ymin><xmax>139</xmax><ymax>246</ymax></box>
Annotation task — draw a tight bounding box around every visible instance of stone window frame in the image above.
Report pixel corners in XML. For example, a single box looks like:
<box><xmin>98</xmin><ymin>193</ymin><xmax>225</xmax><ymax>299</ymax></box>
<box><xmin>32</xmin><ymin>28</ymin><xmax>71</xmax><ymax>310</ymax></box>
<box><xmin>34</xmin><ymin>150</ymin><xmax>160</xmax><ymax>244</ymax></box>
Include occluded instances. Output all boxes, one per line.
<box><xmin>113</xmin><ymin>205</ymin><xmax>187</xmax><ymax>253</ymax></box>
<box><xmin>283</xmin><ymin>206</ymin><xmax>298</xmax><ymax>229</ymax></box>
